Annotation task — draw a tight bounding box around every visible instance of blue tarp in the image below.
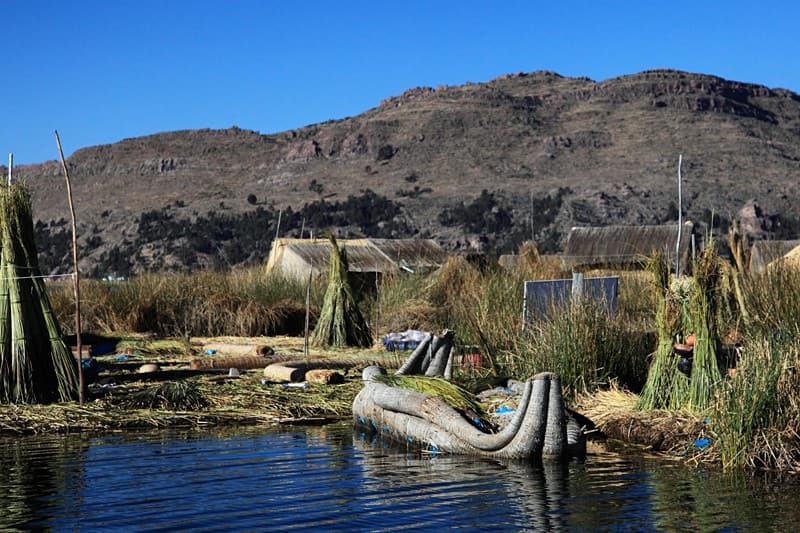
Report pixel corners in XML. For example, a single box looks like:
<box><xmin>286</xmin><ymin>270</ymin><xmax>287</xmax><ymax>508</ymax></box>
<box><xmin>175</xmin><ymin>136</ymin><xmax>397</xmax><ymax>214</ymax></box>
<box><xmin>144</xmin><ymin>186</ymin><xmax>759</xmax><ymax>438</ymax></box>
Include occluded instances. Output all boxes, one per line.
<box><xmin>381</xmin><ymin>329</ymin><xmax>427</xmax><ymax>351</ymax></box>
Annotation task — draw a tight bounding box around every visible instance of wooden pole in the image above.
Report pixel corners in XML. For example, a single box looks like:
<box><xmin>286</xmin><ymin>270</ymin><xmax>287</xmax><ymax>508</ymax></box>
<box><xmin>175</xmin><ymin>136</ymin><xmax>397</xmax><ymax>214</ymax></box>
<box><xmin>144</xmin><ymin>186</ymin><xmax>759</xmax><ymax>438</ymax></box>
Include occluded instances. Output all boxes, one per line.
<box><xmin>676</xmin><ymin>154</ymin><xmax>683</xmax><ymax>275</ymax></box>
<box><xmin>7</xmin><ymin>153</ymin><xmax>12</xmax><ymax>188</ymax></box>
<box><xmin>54</xmin><ymin>131</ymin><xmax>84</xmax><ymax>405</ymax></box>
<box><xmin>374</xmin><ymin>266</ymin><xmax>380</xmax><ymax>344</ymax></box>
<box><xmin>303</xmin><ymin>268</ymin><xmax>312</xmax><ymax>359</ymax></box>
<box><xmin>274</xmin><ymin>209</ymin><xmax>282</xmax><ymax>241</ymax></box>
<box><xmin>529</xmin><ymin>190</ymin><xmax>534</xmax><ymax>242</ymax></box>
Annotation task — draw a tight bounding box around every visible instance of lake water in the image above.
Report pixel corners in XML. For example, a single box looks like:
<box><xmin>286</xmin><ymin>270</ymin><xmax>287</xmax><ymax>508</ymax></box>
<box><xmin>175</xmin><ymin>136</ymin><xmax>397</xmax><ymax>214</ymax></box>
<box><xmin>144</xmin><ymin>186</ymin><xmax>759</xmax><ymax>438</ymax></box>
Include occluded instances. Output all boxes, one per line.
<box><xmin>2</xmin><ymin>422</ymin><xmax>799</xmax><ymax>532</ymax></box>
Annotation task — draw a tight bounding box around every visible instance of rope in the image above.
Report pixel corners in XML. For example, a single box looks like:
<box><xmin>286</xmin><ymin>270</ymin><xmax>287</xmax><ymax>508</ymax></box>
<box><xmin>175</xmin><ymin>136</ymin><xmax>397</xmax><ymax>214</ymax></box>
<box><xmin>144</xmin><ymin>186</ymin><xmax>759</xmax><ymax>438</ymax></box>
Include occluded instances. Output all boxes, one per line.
<box><xmin>0</xmin><ymin>272</ymin><xmax>75</xmax><ymax>281</ymax></box>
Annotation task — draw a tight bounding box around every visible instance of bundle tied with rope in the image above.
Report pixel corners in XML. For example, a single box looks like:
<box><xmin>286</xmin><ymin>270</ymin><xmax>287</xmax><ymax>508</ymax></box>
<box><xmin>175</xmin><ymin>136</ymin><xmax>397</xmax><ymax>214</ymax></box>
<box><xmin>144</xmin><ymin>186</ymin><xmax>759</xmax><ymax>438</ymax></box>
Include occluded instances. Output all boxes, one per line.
<box><xmin>0</xmin><ymin>183</ymin><xmax>78</xmax><ymax>403</ymax></box>
<box><xmin>311</xmin><ymin>234</ymin><xmax>372</xmax><ymax>348</ymax></box>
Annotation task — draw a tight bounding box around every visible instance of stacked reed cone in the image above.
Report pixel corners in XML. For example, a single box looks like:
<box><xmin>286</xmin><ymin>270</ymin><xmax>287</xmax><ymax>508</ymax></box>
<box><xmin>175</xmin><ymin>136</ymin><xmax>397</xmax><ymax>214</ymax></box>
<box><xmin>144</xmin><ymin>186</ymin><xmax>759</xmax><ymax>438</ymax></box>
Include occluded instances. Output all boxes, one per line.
<box><xmin>311</xmin><ymin>234</ymin><xmax>372</xmax><ymax>348</ymax></box>
<box><xmin>637</xmin><ymin>251</ymin><xmax>683</xmax><ymax>410</ymax></box>
<box><xmin>637</xmin><ymin>244</ymin><xmax>723</xmax><ymax>412</ymax></box>
<box><xmin>0</xmin><ymin>184</ymin><xmax>78</xmax><ymax>403</ymax></box>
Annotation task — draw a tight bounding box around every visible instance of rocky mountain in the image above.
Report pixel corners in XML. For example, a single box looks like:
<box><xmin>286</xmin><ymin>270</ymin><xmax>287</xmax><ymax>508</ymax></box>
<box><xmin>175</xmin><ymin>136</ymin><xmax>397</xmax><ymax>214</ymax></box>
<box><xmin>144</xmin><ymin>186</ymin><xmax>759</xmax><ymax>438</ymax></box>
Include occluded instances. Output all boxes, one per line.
<box><xmin>7</xmin><ymin>69</ymin><xmax>800</xmax><ymax>276</ymax></box>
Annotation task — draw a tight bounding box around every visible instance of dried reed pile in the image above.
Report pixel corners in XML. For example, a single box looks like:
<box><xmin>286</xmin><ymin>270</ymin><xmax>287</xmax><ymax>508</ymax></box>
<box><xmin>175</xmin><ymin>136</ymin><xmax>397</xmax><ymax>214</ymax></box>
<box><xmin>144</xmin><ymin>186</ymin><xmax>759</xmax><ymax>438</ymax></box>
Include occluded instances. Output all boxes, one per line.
<box><xmin>579</xmin><ymin>386</ymin><xmax>707</xmax><ymax>454</ymax></box>
<box><xmin>119</xmin><ymin>381</ymin><xmax>208</xmax><ymax>410</ymax></box>
<box><xmin>311</xmin><ymin>235</ymin><xmax>372</xmax><ymax>348</ymax></box>
<box><xmin>0</xmin><ymin>184</ymin><xmax>78</xmax><ymax>404</ymax></box>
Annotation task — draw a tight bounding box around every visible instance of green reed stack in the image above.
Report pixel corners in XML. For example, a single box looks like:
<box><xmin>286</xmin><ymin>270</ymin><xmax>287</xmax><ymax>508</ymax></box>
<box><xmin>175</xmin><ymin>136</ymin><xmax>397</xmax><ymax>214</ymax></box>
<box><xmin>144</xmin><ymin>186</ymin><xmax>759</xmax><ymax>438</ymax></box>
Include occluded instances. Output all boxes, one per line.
<box><xmin>637</xmin><ymin>252</ymin><xmax>683</xmax><ymax>410</ymax></box>
<box><xmin>311</xmin><ymin>234</ymin><xmax>372</xmax><ymax>348</ymax></box>
<box><xmin>0</xmin><ymin>184</ymin><xmax>78</xmax><ymax>403</ymax></box>
<box><xmin>685</xmin><ymin>244</ymin><xmax>722</xmax><ymax>411</ymax></box>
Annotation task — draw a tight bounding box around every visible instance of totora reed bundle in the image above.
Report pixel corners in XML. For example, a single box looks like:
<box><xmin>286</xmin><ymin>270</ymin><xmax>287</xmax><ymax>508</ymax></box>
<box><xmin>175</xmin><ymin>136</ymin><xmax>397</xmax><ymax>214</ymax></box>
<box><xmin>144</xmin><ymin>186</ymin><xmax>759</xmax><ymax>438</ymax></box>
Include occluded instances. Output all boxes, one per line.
<box><xmin>685</xmin><ymin>242</ymin><xmax>722</xmax><ymax>411</ymax></box>
<box><xmin>311</xmin><ymin>234</ymin><xmax>372</xmax><ymax>348</ymax></box>
<box><xmin>0</xmin><ymin>184</ymin><xmax>78</xmax><ymax>403</ymax></box>
<box><xmin>637</xmin><ymin>252</ymin><xmax>684</xmax><ymax>410</ymax></box>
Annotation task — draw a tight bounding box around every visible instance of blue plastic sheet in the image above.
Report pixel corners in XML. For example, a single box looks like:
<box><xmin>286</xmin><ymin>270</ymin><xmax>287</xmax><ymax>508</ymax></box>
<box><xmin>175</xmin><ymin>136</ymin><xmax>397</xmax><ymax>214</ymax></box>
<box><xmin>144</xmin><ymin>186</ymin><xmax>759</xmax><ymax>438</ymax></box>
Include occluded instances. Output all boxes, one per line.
<box><xmin>381</xmin><ymin>329</ymin><xmax>427</xmax><ymax>351</ymax></box>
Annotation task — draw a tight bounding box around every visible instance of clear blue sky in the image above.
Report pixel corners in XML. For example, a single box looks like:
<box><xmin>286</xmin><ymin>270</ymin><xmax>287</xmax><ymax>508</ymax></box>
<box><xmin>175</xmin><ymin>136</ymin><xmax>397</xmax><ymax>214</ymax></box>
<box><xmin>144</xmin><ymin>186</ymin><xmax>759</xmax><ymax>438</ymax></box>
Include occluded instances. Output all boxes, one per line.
<box><xmin>4</xmin><ymin>0</ymin><xmax>799</xmax><ymax>164</ymax></box>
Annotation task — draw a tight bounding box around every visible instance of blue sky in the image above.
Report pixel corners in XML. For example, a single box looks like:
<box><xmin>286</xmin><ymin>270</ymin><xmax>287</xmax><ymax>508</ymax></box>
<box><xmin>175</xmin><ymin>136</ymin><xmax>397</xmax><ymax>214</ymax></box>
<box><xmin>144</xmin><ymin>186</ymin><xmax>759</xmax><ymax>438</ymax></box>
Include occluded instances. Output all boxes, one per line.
<box><xmin>3</xmin><ymin>0</ymin><xmax>799</xmax><ymax>164</ymax></box>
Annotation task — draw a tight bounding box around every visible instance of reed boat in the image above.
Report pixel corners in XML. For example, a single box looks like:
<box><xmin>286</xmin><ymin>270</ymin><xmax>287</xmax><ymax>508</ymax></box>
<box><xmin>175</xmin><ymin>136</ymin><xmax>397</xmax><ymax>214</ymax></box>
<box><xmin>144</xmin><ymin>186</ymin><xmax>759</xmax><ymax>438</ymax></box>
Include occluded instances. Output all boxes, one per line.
<box><xmin>353</xmin><ymin>331</ymin><xmax>587</xmax><ymax>460</ymax></box>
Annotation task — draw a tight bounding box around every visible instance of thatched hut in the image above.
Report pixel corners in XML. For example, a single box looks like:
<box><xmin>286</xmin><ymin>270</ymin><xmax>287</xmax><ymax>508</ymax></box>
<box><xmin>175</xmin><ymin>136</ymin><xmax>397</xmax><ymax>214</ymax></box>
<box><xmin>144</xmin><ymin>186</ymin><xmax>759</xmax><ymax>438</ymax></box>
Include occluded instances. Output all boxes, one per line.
<box><xmin>750</xmin><ymin>240</ymin><xmax>800</xmax><ymax>273</ymax></box>
<box><xmin>562</xmin><ymin>223</ymin><xmax>698</xmax><ymax>274</ymax></box>
<box><xmin>766</xmin><ymin>243</ymin><xmax>800</xmax><ymax>271</ymax></box>
<box><xmin>265</xmin><ymin>237</ymin><xmax>448</xmax><ymax>284</ymax></box>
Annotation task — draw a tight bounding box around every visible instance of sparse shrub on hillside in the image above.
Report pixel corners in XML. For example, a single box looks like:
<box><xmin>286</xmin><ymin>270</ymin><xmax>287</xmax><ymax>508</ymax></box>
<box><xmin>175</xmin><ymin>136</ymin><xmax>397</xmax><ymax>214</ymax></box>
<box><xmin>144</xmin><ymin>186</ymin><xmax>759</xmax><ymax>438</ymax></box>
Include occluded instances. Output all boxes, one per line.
<box><xmin>299</xmin><ymin>189</ymin><xmax>413</xmax><ymax>237</ymax></box>
<box><xmin>34</xmin><ymin>219</ymin><xmax>71</xmax><ymax>274</ymax></box>
<box><xmin>773</xmin><ymin>213</ymin><xmax>800</xmax><ymax>239</ymax></box>
<box><xmin>308</xmin><ymin>179</ymin><xmax>324</xmax><ymax>195</ymax></box>
<box><xmin>531</xmin><ymin>187</ymin><xmax>570</xmax><ymax>228</ymax></box>
<box><xmin>438</xmin><ymin>189</ymin><xmax>513</xmax><ymax>234</ymax></box>
<box><xmin>376</xmin><ymin>144</ymin><xmax>395</xmax><ymax>161</ymax></box>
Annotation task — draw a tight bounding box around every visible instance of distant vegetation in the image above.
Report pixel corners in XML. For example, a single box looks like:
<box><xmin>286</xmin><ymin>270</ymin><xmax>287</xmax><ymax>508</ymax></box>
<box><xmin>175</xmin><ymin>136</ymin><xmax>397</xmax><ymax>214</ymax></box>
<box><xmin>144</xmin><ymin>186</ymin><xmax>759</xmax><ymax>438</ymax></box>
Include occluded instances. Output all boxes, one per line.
<box><xmin>32</xmin><ymin>182</ymin><xmax>799</xmax><ymax>278</ymax></box>
<box><xmin>438</xmin><ymin>187</ymin><xmax>570</xmax><ymax>253</ymax></box>
<box><xmin>34</xmin><ymin>219</ymin><xmax>71</xmax><ymax>273</ymax></box>
<box><xmin>34</xmin><ymin>188</ymin><xmax>576</xmax><ymax>275</ymax></box>
<box><xmin>36</xmin><ymin>190</ymin><xmax>418</xmax><ymax>277</ymax></box>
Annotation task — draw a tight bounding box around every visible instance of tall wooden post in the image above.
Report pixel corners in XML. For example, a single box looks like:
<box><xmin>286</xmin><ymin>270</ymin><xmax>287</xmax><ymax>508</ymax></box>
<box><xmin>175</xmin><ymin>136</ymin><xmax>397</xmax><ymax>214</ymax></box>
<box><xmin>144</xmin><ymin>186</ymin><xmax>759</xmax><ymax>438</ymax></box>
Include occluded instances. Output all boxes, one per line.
<box><xmin>676</xmin><ymin>154</ymin><xmax>683</xmax><ymax>275</ymax></box>
<box><xmin>54</xmin><ymin>131</ymin><xmax>84</xmax><ymax>405</ymax></box>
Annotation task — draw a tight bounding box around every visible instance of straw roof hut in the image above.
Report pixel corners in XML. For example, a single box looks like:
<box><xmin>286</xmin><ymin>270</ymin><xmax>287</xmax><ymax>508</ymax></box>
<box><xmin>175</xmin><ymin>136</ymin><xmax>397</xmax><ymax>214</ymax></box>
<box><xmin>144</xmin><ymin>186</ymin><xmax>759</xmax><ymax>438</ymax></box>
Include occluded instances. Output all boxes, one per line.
<box><xmin>562</xmin><ymin>223</ymin><xmax>698</xmax><ymax>274</ymax></box>
<box><xmin>265</xmin><ymin>238</ymin><xmax>448</xmax><ymax>281</ymax></box>
<box><xmin>749</xmin><ymin>240</ymin><xmax>800</xmax><ymax>273</ymax></box>
<box><xmin>767</xmin><ymin>243</ymin><xmax>800</xmax><ymax>271</ymax></box>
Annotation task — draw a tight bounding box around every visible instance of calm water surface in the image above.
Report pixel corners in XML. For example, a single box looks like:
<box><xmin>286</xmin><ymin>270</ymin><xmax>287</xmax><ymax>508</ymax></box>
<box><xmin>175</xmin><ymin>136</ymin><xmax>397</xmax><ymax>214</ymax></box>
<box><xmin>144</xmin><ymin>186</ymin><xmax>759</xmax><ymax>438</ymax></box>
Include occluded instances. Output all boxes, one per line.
<box><xmin>1</xmin><ymin>422</ymin><xmax>799</xmax><ymax>531</ymax></box>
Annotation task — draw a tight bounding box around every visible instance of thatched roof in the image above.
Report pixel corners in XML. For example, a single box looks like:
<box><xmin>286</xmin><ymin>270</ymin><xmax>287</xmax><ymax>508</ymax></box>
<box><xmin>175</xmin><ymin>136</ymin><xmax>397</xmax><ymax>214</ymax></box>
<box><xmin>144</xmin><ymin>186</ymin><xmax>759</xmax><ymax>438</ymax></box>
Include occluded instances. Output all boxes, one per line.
<box><xmin>265</xmin><ymin>238</ymin><xmax>448</xmax><ymax>279</ymax></box>
<box><xmin>498</xmin><ymin>254</ymin><xmax>517</xmax><ymax>269</ymax></box>
<box><xmin>368</xmin><ymin>238</ymin><xmax>448</xmax><ymax>272</ymax></box>
<box><xmin>765</xmin><ymin>242</ymin><xmax>800</xmax><ymax>271</ymax></box>
<box><xmin>562</xmin><ymin>223</ymin><xmax>697</xmax><ymax>273</ymax></box>
<box><xmin>749</xmin><ymin>240</ymin><xmax>800</xmax><ymax>273</ymax></box>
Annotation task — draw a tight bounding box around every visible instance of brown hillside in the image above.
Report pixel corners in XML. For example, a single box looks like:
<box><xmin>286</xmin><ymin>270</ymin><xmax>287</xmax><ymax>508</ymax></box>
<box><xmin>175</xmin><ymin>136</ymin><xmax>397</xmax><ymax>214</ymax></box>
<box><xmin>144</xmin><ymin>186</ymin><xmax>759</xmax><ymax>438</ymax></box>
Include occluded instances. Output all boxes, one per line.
<box><xmin>7</xmin><ymin>69</ymin><xmax>800</xmax><ymax>275</ymax></box>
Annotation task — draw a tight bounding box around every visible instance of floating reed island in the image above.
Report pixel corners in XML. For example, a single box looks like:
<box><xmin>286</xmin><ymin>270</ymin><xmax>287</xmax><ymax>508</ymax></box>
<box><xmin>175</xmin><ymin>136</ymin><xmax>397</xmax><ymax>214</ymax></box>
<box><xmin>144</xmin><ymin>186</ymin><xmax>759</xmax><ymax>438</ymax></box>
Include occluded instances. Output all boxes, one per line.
<box><xmin>2</xmin><ymin>183</ymin><xmax>799</xmax><ymax>473</ymax></box>
<box><xmin>0</xmin><ymin>336</ymin><xmax>378</xmax><ymax>434</ymax></box>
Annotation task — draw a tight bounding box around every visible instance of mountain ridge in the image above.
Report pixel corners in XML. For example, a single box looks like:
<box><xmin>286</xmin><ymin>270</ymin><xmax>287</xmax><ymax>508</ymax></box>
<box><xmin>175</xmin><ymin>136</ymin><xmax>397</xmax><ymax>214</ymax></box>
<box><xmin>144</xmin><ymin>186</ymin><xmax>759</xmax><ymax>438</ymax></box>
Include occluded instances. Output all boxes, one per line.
<box><xmin>7</xmin><ymin>68</ymin><xmax>800</xmax><ymax>276</ymax></box>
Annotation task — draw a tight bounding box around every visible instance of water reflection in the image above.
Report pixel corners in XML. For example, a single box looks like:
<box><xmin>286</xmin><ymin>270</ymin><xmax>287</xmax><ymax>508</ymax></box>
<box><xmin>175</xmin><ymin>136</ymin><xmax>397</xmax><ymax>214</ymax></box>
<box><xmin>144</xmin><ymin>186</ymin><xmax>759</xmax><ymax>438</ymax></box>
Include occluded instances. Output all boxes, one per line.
<box><xmin>0</xmin><ymin>433</ymin><xmax>89</xmax><ymax>531</ymax></box>
<box><xmin>0</xmin><ymin>424</ymin><xmax>799</xmax><ymax>531</ymax></box>
<box><xmin>355</xmin><ymin>433</ymin><xmax>573</xmax><ymax>531</ymax></box>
